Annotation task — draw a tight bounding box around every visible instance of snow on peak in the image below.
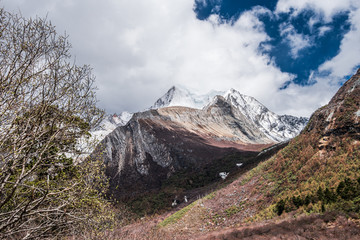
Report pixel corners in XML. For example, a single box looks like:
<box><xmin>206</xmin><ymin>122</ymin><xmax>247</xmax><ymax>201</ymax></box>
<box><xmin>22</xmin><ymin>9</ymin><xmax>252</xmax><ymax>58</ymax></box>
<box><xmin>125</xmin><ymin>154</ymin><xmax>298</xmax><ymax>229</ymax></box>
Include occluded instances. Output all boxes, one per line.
<box><xmin>114</xmin><ymin>111</ymin><xmax>133</xmax><ymax>125</ymax></box>
<box><xmin>151</xmin><ymin>85</ymin><xmax>224</xmax><ymax>109</ymax></box>
<box><xmin>83</xmin><ymin>86</ymin><xmax>308</xmax><ymax>159</ymax></box>
<box><xmin>223</xmin><ymin>88</ymin><xmax>308</xmax><ymax>142</ymax></box>
<box><xmin>224</xmin><ymin>89</ymin><xmax>272</xmax><ymax>120</ymax></box>
<box><xmin>151</xmin><ymin>86</ymin><xmax>308</xmax><ymax>142</ymax></box>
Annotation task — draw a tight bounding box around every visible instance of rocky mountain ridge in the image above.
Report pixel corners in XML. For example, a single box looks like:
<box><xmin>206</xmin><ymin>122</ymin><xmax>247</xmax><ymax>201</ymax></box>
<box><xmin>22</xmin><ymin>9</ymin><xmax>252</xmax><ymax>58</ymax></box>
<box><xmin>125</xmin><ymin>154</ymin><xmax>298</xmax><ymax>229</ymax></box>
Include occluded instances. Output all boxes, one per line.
<box><xmin>223</xmin><ymin>89</ymin><xmax>308</xmax><ymax>142</ymax></box>
<box><xmin>90</xmin><ymin>86</ymin><xmax>309</xmax><ymax>199</ymax></box>
<box><xmin>90</xmin><ymin>86</ymin><xmax>308</xmax><ymax>148</ymax></box>
<box><xmin>92</xmin><ymin>95</ymin><xmax>275</xmax><ymax>199</ymax></box>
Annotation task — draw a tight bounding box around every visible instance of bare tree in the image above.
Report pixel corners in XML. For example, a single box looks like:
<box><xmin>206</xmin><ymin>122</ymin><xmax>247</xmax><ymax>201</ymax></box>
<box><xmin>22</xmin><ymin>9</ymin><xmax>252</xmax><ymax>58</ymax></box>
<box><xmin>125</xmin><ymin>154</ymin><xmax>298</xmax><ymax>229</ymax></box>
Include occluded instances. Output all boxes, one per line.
<box><xmin>0</xmin><ymin>8</ymin><xmax>111</xmax><ymax>239</ymax></box>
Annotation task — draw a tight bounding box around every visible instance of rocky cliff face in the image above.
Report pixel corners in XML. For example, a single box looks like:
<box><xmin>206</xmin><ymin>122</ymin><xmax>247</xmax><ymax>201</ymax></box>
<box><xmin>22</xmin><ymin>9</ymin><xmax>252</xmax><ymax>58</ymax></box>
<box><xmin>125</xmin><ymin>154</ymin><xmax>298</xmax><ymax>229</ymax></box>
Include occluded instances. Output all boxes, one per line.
<box><xmin>223</xmin><ymin>89</ymin><xmax>308</xmax><ymax>142</ymax></box>
<box><xmin>92</xmin><ymin>96</ymin><xmax>275</xmax><ymax>199</ymax></box>
<box><xmin>305</xmin><ymin>68</ymin><xmax>360</xmax><ymax>142</ymax></box>
<box><xmin>153</xmin><ymin>86</ymin><xmax>308</xmax><ymax>142</ymax></box>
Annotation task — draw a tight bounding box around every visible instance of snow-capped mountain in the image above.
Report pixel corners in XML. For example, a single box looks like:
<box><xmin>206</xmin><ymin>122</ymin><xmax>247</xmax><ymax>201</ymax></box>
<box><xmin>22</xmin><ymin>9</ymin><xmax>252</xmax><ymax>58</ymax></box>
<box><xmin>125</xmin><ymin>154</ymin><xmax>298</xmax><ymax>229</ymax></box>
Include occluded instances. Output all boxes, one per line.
<box><xmin>223</xmin><ymin>89</ymin><xmax>308</xmax><ymax>142</ymax></box>
<box><xmin>151</xmin><ymin>85</ymin><xmax>224</xmax><ymax>109</ymax></box>
<box><xmin>92</xmin><ymin>95</ymin><xmax>275</xmax><ymax>198</ymax></box>
<box><xmin>91</xmin><ymin>86</ymin><xmax>219</xmax><ymax>144</ymax></box>
<box><xmin>151</xmin><ymin>86</ymin><xmax>308</xmax><ymax>142</ymax></box>
<box><xmin>85</xmin><ymin>85</ymin><xmax>307</xmax><ymax>160</ymax></box>
<box><xmin>89</xmin><ymin>85</ymin><xmax>309</xmax><ymax>196</ymax></box>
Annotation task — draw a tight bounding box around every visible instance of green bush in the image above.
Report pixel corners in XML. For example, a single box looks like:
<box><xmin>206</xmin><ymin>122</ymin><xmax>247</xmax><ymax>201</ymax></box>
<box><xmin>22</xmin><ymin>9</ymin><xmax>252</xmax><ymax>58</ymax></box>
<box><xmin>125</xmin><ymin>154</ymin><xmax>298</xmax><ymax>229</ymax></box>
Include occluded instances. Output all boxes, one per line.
<box><xmin>274</xmin><ymin>178</ymin><xmax>360</xmax><ymax>216</ymax></box>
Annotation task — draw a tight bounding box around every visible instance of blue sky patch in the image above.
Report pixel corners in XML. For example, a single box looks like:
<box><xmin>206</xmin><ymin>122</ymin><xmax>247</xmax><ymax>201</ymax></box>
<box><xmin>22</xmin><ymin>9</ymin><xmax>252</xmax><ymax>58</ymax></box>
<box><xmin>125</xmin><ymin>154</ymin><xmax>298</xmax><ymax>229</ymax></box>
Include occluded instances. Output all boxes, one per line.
<box><xmin>194</xmin><ymin>0</ymin><xmax>352</xmax><ymax>88</ymax></box>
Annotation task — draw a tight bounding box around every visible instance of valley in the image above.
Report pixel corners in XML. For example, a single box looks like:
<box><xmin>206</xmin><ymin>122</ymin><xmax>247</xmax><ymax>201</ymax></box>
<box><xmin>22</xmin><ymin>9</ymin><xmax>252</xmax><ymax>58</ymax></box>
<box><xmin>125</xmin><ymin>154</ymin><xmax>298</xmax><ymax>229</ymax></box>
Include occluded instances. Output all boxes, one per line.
<box><xmin>91</xmin><ymin>69</ymin><xmax>360</xmax><ymax>239</ymax></box>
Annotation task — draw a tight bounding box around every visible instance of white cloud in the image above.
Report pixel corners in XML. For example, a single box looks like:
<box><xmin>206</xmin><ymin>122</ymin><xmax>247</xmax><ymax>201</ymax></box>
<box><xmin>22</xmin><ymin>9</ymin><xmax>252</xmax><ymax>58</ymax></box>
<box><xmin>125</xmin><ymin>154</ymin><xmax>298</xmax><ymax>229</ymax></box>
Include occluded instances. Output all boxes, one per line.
<box><xmin>319</xmin><ymin>7</ymin><xmax>360</xmax><ymax>78</ymax></box>
<box><xmin>275</xmin><ymin>0</ymin><xmax>360</xmax><ymax>79</ymax></box>
<box><xmin>307</xmin><ymin>16</ymin><xmax>319</xmax><ymax>32</ymax></box>
<box><xmin>0</xmin><ymin>0</ymin><xmax>295</xmax><ymax>114</ymax></box>
<box><xmin>280</xmin><ymin>23</ymin><xmax>312</xmax><ymax>59</ymax></box>
<box><xmin>276</xmin><ymin>0</ymin><xmax>359</xmax><ymax>22</ymax></box>
<box><xmin>318</xmin><ymin>26</ymin><xmax>332</xmax><ymax>36</ymax></box>
<box><xmin>272</xmin><ymin>78</ymin><xmax>340</xmax><ymax>117</ymax></box>
<box><xmin>274</xmin><ymin>0</ymin><xmax>360</xmax><ymax>115</ymax></box>
<box><xmin>1</xmin><ymin>0</ymin><xmax>359</xmax><ymax>118</ymax></box>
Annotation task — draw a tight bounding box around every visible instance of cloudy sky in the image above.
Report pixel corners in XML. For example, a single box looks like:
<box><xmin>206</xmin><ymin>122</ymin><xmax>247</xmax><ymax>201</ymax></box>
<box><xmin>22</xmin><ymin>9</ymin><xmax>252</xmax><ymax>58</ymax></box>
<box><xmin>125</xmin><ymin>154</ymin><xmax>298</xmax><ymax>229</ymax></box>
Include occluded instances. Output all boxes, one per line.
<box><xmin>1</xmin><ymin>0</ymin><xmax>360</xmax><ymax>117</ymax></box>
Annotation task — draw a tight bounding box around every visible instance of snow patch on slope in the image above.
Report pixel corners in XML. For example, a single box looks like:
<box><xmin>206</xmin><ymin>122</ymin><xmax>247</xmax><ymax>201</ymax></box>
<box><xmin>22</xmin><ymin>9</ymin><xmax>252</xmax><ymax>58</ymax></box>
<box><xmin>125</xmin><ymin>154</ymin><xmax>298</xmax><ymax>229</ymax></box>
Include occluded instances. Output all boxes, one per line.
<box><xmin>93</xmin><ymin>112</ymin><xmax>133</xmax><ymax>135</ymax></box>
<box><xmin>356</xmin><ymin>109</ymin><xmax>360</xmax><ymax>117</ymax></box>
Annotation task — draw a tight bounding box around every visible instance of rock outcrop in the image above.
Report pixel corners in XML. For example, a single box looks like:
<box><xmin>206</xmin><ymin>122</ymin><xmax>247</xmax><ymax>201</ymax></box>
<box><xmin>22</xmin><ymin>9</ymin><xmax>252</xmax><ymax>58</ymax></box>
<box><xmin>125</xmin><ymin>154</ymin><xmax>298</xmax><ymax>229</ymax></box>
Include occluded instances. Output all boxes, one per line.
<box><xmin>304</xmin><ymin>68</ymin><xmax>360</xmax><ymax>142</ymax></box>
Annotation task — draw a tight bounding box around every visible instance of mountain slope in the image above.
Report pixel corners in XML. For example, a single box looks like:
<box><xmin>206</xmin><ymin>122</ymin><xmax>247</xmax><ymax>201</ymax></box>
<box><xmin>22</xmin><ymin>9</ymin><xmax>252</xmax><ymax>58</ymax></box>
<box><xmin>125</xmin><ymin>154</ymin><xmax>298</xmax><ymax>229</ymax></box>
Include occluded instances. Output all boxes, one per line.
<box><xmin>91</xmin><ymin>96</ymin><xmax>278</xmax><ymax>200</ymax></box>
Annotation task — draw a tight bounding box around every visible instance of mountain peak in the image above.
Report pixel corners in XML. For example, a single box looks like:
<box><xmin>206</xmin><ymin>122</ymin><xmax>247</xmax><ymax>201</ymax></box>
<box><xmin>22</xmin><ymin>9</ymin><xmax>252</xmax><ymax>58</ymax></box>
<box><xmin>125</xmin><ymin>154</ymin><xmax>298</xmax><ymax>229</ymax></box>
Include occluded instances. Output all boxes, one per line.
<box><xmin>151</xmin><ymin>86</ymin><xmax>222</xmax><ymax>110</ymax></box>
<box><xmin>222</xmin><ymin>88</ymin><xmax>308</xmax><ymax>141</ymax></box>
<box><xmin>228</xmin><ymin>88</ymin><xmax>239</xmax><ymax>94</ymax></box>
<box><xmin>168</xmin><ymin>85</ymin><xmax>188</xmax><ymax>93</ymax></box>
<box><xmin>150</xmin><ymin>86</ymin><xmax>308</xmax><ymax>142</ymax></box>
